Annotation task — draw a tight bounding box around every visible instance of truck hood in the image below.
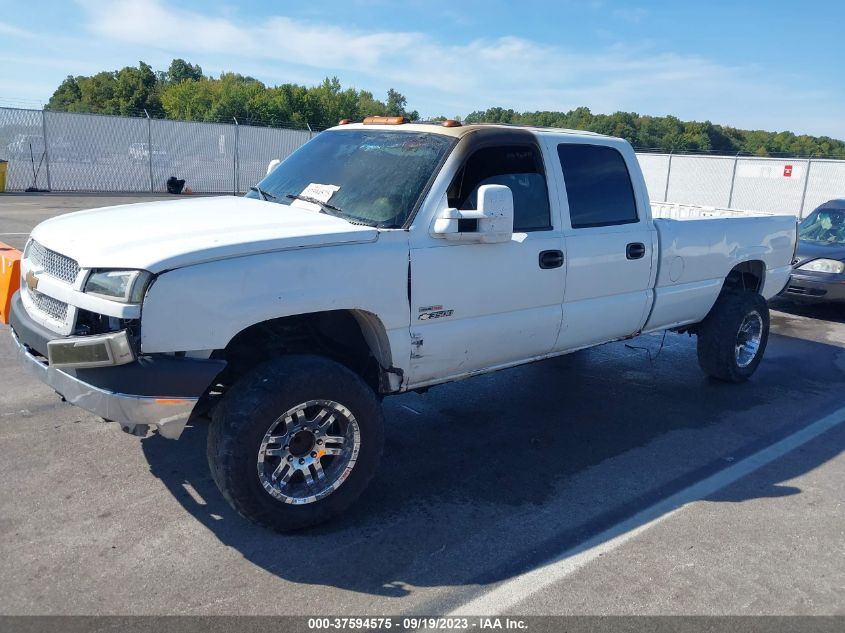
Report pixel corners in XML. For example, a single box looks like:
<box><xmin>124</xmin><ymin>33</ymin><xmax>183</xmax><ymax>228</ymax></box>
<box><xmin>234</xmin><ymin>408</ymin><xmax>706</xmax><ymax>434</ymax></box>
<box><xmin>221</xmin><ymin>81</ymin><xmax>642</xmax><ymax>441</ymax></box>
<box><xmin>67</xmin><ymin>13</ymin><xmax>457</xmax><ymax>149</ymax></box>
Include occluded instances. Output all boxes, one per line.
<box><xmin>29</xmin><ymin>196</ymin><xmax>378</xmax><ymax>273</ymax></box>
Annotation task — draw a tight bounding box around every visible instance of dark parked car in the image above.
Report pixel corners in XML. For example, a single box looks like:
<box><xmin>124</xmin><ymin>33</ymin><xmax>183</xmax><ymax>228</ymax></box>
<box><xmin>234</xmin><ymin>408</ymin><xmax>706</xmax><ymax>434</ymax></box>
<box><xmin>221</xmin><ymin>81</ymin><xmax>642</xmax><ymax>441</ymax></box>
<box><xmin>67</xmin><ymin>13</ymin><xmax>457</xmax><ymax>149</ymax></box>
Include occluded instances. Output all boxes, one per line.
<box><xmin>782</xmin><ymin>199</ymin><xmax>845</xmax><ymax>302</ymax></box>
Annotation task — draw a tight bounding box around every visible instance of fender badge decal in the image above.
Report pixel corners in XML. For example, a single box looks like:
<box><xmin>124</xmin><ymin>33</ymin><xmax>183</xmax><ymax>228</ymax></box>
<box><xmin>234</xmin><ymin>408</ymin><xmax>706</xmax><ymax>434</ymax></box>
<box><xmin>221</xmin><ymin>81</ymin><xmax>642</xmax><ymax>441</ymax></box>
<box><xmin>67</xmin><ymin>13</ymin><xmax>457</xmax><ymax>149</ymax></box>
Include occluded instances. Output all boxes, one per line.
<box><xmin>418</xmin><ymin>309</ymin><xmax>454</xmax><ymax>320</ymax></box>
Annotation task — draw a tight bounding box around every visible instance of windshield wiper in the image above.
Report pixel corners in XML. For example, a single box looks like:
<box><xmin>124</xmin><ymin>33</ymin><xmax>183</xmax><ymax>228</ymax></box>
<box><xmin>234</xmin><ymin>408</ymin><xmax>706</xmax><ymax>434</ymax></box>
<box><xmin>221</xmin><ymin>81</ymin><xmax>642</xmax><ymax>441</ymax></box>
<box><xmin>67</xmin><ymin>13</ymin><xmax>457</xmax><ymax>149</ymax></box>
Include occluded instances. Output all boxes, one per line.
<box><xmin>250</xmin><ymin>186</ymin><xmax>276</xmax><ymax>201</ymax></box>
<box><xmin>284</xmin><ymin>193</ymin><xmax>378</xmax><ymax>227</ymax></box>
<box><xmin>285</xmin><ymin>193</ymin><xmax>343</xmax><ymax>215</ymax></box>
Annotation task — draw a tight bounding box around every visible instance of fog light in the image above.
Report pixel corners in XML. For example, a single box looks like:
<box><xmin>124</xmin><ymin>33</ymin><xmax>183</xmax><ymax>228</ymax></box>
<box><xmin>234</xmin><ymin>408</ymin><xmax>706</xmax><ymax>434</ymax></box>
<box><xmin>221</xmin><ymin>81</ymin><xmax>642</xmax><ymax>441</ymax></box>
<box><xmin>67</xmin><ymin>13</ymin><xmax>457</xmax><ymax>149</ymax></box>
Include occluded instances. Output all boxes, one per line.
<box><xmin>47</xmin><ymin>330</ymin><xmax>135</xmax><ymax>369</ymax></box>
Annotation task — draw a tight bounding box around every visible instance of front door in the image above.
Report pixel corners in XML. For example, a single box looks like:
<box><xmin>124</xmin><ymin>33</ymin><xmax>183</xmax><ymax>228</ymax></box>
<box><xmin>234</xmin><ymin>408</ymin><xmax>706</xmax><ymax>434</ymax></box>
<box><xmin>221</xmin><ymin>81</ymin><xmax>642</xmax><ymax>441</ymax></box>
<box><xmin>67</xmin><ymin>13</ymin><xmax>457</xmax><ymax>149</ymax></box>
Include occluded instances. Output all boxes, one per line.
<box><xmin>408</xmin><ymin>140</ymin><xmax>565</xmax><ymax>387</ymax></box>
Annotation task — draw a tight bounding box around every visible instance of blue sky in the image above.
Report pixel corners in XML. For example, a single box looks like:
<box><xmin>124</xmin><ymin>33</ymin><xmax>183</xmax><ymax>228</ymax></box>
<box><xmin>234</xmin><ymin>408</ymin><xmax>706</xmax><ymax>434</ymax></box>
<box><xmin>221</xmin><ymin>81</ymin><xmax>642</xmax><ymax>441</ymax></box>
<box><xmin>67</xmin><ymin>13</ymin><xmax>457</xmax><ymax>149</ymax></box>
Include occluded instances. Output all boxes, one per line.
<box><xmin>1</xmin><ymin>0</ymin><xmax>844</xmax><ymax>139</ymax></box>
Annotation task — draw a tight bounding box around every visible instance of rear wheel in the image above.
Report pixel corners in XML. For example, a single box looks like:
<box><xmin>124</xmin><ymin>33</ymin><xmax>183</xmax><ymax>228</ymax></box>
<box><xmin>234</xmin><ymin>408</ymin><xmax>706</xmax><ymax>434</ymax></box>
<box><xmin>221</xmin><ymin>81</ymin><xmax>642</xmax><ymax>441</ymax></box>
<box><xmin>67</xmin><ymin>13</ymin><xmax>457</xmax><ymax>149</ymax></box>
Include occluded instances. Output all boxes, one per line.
<box><xmin>697</xmin><ymin>290</ymin><xmax>769</xmax><ymax>383</ymax></box>
<box><xmin>207</xmin><ymin>355</ymin><xmax>384</xmax><ymax>532</ymax></box>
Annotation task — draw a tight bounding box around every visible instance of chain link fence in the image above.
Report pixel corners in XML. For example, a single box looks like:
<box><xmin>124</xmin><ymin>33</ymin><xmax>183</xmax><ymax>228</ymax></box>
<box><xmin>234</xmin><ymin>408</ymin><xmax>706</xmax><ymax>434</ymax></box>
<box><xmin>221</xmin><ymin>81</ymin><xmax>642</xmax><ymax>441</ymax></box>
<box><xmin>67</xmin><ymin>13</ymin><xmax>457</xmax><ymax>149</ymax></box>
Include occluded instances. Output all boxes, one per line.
<box><xmin>641</xmin><ymin>152</ymin><xmax>845</xmax><ymax>218</ymax></box>
<box><xmin>1</xmin><ymin>106</ymin><xmax>844</xmax><ymax>218</ymax></box>
<box><xmin>1</xmin><ymin>107</ymin><xmax>49</xmax><ymax>191</ymax></box>
<box><xmin>0</xmin><ymin>106</ymin><xmax>312</xmax><ymax>194</ymax></box>
<box><xmin>665</xmin><ymin>154</ymin><xmax>734</xmax><ymax>208</ymax></box>
<box><xmin>635</xmin><ymin>152</ymin><xmax>671</xmax><ymax>204</ymax></box>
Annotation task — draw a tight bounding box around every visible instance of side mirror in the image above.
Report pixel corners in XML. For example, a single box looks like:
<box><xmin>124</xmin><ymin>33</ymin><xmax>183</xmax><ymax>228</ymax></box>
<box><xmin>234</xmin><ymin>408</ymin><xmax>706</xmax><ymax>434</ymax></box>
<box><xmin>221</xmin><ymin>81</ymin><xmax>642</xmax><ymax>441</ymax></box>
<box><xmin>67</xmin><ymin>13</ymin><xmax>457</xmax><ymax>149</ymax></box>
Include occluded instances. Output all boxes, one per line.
<box><xmin>431</xmin><ymin>184</ymin><xmax>514</xmax><ymax>243</ymax></box>
<box><xmin>266</xmin><ymin>159</ymin><xmax>281</xmax><ymax>175</ymax></box>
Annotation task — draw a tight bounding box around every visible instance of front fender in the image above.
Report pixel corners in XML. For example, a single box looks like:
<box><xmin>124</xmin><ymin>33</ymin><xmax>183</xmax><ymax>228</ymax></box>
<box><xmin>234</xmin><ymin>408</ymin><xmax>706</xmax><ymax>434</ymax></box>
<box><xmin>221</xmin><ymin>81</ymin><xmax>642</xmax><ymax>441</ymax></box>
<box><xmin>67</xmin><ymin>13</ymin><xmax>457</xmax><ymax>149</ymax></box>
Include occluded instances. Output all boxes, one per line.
<box><xmin>140</xmin><ymin>235</ymin><xmax>411</xmax><ymax>366</ymax></box>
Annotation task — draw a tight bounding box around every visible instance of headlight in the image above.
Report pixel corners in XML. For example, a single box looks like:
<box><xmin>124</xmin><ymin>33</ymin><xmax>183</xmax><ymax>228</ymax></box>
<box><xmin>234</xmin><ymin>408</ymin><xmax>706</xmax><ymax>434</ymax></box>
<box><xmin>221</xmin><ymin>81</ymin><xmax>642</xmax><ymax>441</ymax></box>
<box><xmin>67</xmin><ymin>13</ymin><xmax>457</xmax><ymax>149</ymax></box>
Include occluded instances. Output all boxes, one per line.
<box><xmin>84</xmin><ymin>270</ymin><xmax>153</xmax><ymax>303</ymax></box>
<box><xmin>797</xmin><ymin>258</ymin><xmax>845</xmax><ymax>274</ymax></box>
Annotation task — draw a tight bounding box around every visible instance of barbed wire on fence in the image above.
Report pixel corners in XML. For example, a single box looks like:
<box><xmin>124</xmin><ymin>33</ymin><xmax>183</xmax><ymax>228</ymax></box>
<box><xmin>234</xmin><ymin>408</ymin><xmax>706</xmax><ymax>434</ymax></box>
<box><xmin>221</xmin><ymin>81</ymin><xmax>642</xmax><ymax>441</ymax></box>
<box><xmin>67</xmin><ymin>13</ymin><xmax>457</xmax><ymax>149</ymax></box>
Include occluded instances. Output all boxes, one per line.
<box><xmin>0</xmin><ymin>97</ymin><xmax>46</xmax><ymax>110</ymax></box>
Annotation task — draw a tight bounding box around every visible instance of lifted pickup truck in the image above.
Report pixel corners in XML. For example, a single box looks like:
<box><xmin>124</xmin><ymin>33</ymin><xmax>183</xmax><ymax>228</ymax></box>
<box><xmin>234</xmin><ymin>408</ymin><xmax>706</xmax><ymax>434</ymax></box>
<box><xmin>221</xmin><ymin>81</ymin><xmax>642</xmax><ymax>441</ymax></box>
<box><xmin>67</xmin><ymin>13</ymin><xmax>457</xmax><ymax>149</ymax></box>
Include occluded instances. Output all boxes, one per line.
<box><xmin>8</xmin><ymin>119</ymin><xmax>797</xmax><ymax>531</ymax></box>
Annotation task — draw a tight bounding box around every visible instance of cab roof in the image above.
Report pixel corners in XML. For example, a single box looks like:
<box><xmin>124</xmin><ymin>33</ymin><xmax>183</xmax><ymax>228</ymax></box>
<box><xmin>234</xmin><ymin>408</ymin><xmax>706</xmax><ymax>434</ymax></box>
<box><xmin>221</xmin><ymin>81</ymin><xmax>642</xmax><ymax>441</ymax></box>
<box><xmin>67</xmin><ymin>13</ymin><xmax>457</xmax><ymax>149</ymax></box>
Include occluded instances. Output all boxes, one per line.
<box><xmin>325</xmin><ymin>121</ymin><xmax>611</xmax><ymax>141</ymax></box>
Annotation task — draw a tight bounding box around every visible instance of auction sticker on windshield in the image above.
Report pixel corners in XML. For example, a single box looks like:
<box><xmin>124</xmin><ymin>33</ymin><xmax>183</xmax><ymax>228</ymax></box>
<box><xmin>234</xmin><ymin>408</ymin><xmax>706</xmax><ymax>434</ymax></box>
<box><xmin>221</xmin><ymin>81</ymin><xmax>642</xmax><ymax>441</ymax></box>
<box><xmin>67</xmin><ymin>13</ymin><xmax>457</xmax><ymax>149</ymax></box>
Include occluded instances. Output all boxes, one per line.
<box><xmin>290</xmin><ymin>183</ymin><xmax>340</xmax><ymax>210</ymax></box>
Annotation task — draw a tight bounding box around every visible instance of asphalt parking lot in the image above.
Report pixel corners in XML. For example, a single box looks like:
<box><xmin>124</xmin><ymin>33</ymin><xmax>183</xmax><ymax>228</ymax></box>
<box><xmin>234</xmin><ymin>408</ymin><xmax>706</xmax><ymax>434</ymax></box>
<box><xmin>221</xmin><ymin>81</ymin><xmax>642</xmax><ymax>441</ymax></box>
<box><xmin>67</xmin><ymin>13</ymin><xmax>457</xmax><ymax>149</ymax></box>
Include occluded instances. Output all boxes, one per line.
<box><xmin>0</xmin><ymin>194</ymin><xmax>843</xmax><ymax>616</ymax></box>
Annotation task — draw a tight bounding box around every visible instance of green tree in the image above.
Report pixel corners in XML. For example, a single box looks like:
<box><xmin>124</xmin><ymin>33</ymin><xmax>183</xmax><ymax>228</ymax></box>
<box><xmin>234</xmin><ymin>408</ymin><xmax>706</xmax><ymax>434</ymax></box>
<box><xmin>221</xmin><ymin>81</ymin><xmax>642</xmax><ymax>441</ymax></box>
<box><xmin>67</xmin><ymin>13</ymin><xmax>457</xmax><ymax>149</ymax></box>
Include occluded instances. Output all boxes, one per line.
<box><xmin>357</xmin><ymin>90</ymin><xmax>387</xmax><ymax>118</ymax></box>
<box><xmin>166</xmin><ymin>58</ymin><xmax>203</xmax><ymax>84</ymax></box>
<box><xmin>384</xmin><ymin>88</ymin><xmax>418</xmax><ymax>120</ymax></box>
<box><xmin>207</xmin><ymin>73</ymin><xmax>265</xmax><ymax>122</ymax></box>
<box><xmin>48</xmin><ymin>62</ymin><xmax>162</xmax><ymax>116</ymax></box>
<box><xmin>76</xmin><ymin>71</ymin><xmax>118</xmax><ymax>114</ymax></box>
<box><xmin>46</xmin><ymin>76</ymin><xmax>82</xmax><ymax>112</ymax></box>
<box><xmin>114</xmin><ymin>62</ymin><xmax>160</xmax><ymax>115</ymax></box>
<box><xmin>160</xmin><ymin>77</ymin><xmax>217</xmax><ymax>120</ymax></box>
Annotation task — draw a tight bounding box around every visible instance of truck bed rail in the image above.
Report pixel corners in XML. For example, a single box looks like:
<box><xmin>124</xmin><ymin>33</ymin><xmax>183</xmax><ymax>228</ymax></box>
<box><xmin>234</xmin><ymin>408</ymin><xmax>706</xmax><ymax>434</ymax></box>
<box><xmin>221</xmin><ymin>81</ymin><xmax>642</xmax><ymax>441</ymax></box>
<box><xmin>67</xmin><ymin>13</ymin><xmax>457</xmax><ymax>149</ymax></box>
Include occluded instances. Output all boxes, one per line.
<box><xmin>651</xmin><ymin>202</ymin><xmax>776</xmax><ymax>220</ymax></box>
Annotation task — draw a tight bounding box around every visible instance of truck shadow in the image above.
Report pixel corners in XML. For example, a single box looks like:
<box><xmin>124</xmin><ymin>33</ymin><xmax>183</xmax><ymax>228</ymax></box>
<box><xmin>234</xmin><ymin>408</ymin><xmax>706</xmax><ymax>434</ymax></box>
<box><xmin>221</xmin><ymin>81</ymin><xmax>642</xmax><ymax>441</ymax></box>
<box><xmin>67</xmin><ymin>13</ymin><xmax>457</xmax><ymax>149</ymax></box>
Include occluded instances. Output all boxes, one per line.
<box><xmin>141</xmin><ymin>330</ymin><xmax>845</xmax><ymax>600</ymax></box>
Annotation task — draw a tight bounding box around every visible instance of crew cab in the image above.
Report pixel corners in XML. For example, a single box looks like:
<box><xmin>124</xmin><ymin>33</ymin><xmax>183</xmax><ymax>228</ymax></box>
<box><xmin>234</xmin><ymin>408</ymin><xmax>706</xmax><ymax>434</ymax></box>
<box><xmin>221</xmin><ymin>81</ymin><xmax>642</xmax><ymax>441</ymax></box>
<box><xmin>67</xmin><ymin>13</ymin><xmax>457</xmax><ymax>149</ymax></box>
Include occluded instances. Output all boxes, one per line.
<box><xmin>7</xmin><ymin>118</ymin><xmax>797</xmax><ymax>531</ymax></box>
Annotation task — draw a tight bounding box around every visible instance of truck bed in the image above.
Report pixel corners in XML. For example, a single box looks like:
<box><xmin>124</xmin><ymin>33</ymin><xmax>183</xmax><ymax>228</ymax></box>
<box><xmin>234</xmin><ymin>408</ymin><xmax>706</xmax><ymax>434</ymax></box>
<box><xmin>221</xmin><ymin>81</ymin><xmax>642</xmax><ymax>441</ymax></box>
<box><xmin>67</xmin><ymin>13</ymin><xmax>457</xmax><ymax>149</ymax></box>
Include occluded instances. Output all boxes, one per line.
<box><xmin>643</xmin><ymin>203</ymin><xmax>797</xmax><ymax>334</ymax></box>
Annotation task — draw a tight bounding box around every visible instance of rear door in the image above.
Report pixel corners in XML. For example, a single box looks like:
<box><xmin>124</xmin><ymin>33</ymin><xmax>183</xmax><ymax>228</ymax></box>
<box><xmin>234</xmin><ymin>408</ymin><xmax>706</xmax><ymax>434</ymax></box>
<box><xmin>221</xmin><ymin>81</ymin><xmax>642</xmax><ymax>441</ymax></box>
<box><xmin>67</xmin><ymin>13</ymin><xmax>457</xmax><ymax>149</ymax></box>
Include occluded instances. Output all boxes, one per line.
<box><xmin>549</xmin><ymin>140</ymin><xmax>656</xmax><ymax>351</ymax></box>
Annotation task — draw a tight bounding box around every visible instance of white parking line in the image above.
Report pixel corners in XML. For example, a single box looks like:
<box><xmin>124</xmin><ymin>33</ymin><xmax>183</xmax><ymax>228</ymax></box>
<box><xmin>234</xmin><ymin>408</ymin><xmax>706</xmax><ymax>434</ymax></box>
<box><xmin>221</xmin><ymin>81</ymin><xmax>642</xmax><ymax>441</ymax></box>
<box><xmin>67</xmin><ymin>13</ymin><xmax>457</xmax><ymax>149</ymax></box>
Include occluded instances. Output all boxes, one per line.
<box><xmin>450</xmin><ymin>406</ymin><xmax>845</xmax><ymax>615</ymax></box>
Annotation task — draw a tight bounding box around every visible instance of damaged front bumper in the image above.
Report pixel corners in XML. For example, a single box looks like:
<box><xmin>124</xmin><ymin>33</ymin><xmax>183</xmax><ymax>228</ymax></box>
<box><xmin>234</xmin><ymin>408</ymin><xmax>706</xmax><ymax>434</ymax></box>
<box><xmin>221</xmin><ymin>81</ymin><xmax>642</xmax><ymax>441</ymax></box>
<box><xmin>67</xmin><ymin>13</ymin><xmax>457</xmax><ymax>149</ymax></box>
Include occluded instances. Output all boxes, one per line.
<box><xmin>9</xmin><ymin>292</ymin><xmax>225</xmax><ymax>439</ymax></box>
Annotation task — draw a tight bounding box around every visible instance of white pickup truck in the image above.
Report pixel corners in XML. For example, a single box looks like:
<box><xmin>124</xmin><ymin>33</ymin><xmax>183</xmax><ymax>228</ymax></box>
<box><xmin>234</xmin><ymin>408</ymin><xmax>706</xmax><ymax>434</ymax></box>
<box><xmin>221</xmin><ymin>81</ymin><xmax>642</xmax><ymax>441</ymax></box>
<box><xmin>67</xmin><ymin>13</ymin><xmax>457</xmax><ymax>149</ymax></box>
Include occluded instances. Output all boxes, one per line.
<box><xmin>9</xmin><ymin>119</ymin><xmax>797</xmax><ymax>531</ymax></box>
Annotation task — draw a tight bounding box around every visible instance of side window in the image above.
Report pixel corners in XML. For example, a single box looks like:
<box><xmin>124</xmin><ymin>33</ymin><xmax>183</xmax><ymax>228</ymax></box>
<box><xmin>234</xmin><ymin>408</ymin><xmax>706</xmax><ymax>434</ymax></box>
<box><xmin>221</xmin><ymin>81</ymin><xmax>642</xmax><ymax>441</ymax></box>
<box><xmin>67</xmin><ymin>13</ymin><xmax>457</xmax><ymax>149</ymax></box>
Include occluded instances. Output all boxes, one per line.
<box><xmin>447</xmin><ymin>145</ymin><xmax>551</xmax><ymax>231</ymax></box>
<box><xmin>557</xmin><ymin>144</ymin><xmax>639</xmax><ymax>229</ymax></box>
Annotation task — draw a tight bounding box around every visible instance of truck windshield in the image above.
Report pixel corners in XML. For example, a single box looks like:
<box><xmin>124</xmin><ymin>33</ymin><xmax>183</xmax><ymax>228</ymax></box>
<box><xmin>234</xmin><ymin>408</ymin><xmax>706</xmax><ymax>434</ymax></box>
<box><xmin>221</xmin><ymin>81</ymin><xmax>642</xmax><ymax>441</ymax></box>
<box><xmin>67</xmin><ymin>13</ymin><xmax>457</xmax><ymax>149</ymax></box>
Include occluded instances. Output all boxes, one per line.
<box><xmin>247</xmin><ymin>130</ymin><xmax>455</xmax><ymax>228</ymax></box>
<box><xmin>800</xmin><ymin>208</ymin><xmax>845</xmax><ymax>244</ymax></box>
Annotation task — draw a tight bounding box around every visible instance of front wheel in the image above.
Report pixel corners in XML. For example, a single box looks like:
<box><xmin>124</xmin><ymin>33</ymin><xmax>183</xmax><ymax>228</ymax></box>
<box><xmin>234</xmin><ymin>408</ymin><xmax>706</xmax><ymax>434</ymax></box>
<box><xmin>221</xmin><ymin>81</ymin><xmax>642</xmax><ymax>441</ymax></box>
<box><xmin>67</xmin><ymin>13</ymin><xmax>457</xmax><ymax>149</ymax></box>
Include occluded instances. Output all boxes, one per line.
<box><xmin>697</xmin><ymin>290</ymin><xmax>770</xmax><ymax>383</ymax></box>
<box><xmin>207</xmin><ymin>355</ymin><xmax>384</xmax><ymax>532</ymax></box>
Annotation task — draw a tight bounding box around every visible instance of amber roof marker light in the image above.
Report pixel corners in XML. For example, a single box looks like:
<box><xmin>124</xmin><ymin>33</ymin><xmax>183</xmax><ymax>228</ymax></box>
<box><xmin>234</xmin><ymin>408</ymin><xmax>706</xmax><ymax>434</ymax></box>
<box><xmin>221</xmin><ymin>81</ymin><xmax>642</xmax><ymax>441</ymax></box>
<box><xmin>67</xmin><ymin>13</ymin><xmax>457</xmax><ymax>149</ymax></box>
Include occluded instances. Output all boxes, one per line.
<box><xmin>363</xmin><ymin>116</ymin><xmax>409</xmax><ymax>125</ymax></box>
<box><xmin>338</xmin><ymin>118</ymin><xmax>351</xmax><ymax>125</ymax></box>
<box><xmin>442</xmin><ymin>119</ymin><xmax>462</xmax><ymax>127</ymax></box>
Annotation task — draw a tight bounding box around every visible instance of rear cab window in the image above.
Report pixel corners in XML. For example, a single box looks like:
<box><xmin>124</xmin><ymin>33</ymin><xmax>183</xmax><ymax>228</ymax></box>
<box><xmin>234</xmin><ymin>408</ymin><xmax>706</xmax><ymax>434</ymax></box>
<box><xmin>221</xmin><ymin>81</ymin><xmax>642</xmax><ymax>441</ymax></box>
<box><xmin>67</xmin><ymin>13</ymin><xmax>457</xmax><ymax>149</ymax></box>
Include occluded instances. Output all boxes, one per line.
<box><xmin>556</xmin><ymin>144</ymin><xmax>639</xmax><ymax>229</ymax></box>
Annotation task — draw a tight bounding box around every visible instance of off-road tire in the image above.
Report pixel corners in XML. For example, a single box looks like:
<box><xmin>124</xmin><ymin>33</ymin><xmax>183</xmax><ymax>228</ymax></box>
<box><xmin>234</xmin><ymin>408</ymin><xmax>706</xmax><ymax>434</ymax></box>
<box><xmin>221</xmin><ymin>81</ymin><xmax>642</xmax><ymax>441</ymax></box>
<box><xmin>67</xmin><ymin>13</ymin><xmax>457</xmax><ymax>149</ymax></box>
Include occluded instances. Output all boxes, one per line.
<box><xmin>697</xmin><ymin>290</ymin><xmax>769</xmax><ymax>383</ymax></box>
<box><xmin>207</xmin><ymin>355</ymin><xmax>384</xmax><ymax>532</ymax></box>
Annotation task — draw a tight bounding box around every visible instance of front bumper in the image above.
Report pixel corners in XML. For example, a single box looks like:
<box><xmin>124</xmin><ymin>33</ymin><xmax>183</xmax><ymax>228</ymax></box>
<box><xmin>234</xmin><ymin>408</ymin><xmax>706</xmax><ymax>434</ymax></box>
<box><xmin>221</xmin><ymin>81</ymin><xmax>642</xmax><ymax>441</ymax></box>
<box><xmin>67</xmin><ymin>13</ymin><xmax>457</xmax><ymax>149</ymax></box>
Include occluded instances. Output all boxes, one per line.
<box><xmin>781</xmin><ymin>273</ymin><xmax>845</xmax><ymax>303</ymax></box>
<box><xmin>9</xmin><ymin>292</ymin><xmax>226</xmax><ymax>439</ymax></box>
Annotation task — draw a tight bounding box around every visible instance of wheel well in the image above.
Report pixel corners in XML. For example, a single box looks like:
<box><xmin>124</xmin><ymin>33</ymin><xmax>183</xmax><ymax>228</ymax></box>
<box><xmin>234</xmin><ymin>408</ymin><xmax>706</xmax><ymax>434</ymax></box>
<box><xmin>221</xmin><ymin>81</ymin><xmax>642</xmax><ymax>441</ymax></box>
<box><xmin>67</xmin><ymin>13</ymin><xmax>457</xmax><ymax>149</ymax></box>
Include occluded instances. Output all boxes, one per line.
<box><xmin>723</xmin><ymin>260</ymin><xmax>764</xmax><ymax>294</ymax></box>
<box><xmin>676</xmin><ymin>260</ymin><xmax>765</xmax><ymax>336</ymax></box>
<box><xmin>212</xmin><ymin>310</ymin><xmax>395</xmax><ymax>394</ymax></box>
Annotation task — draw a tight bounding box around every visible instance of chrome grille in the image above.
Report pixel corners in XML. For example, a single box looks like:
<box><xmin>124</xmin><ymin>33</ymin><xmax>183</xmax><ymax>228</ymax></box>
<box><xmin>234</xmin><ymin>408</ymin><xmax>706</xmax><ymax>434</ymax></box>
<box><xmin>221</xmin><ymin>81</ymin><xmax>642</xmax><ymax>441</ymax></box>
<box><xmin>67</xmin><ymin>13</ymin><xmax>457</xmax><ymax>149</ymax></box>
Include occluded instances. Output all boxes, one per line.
<box><xmin>27</xmin><ymin>288</ymin><xmax>69</xmax><ymax>322</ymax></box>
<box><xmin>26</xmin><ymin>240</ymin><xmax>80</xmax><ymax>284</ymax></box>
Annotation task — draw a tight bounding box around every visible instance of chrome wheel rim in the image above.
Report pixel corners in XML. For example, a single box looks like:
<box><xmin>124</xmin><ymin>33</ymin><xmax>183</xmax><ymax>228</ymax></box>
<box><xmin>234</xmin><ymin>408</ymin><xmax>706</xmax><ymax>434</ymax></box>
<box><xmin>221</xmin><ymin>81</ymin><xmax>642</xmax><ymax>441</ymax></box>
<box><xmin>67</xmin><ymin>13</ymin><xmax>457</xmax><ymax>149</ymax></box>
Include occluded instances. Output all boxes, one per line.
<box><xmin>735</xmin><ymin>311</ymin><xmax>763</xmax><ymax>368</ymax></box>
<box><xmin>257</xmin><ymin>400</ymin><xmax>360</xmax><ymax>505</ymax></box>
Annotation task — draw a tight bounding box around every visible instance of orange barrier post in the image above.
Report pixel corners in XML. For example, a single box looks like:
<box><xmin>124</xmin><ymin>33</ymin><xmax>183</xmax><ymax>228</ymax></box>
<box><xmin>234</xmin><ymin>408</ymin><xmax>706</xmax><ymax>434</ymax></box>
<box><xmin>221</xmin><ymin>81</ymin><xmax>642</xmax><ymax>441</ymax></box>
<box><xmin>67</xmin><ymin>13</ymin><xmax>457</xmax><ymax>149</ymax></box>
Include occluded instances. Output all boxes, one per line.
<box><xmin>0</xmin><ymin>242</ymin><xmax>22</xmax><ymax>325</ymax></box>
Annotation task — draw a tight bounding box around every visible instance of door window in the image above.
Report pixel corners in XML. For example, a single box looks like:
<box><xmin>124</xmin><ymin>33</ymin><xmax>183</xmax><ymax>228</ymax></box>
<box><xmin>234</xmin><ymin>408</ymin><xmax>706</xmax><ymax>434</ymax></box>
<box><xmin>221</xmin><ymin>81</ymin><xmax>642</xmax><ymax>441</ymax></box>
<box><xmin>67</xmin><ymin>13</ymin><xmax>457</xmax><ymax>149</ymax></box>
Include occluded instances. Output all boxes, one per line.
<box><xmin>448</xmin><ymin>145</ymin><xmax>551</xmax><ymax>231</ymax></box>
<box><xmin>557</xmin><ymin>144</ymin><xmax>639</xmax><ymax>229</ymax></box>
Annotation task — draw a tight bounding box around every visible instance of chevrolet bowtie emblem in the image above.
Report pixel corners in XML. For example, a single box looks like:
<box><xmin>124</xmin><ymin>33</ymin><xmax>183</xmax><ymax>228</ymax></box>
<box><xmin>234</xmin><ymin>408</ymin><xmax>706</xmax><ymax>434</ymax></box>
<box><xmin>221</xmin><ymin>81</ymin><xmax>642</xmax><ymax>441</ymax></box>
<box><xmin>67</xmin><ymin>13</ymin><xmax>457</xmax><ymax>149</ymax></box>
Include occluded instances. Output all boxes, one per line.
<box><xmin>25</xmin><ymin>270</ymin><xmax>39</xmax><ymax>292</ymax></box>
